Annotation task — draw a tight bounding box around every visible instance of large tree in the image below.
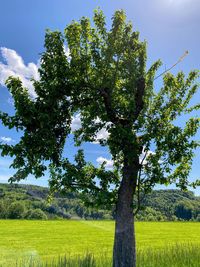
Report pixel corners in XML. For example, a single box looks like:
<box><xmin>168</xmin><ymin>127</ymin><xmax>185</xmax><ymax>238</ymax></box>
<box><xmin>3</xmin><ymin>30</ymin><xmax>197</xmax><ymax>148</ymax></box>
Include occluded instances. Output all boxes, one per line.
<box><xmin>1</xmin><ymin>9</ymin><xmax>200</xmax><ymax>267</ymax></box>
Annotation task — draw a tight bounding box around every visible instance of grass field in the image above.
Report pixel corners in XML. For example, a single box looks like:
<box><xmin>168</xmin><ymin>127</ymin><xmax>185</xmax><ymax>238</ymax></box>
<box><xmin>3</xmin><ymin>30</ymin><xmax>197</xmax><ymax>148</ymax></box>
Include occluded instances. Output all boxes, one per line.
<box><xmin>0</xmin><ymin>220</ymin><xmax>200</xmax><ymax>266</ymax></box>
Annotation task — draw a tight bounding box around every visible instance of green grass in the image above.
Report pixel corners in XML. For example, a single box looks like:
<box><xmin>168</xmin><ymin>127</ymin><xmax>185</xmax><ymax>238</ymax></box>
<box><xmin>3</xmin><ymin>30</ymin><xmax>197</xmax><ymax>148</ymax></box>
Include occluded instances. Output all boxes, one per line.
<box><xmin>1</xmin><ymin>245</ymin><xmax>200</xmax><ymax>267</ymax></box>
<box><xmin>0</xmin><ymin>220</ymin><xmax>200</xmax><ymax>265</ymax></box>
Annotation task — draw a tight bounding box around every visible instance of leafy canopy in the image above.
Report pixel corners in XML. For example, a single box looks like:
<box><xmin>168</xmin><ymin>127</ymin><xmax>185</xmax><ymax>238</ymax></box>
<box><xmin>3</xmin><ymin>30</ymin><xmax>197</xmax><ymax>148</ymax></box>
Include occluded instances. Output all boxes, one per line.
<box><xmin>0</xmin><ymin>9</ymin><xmax>200</xmax><ymax>207</ymax></box>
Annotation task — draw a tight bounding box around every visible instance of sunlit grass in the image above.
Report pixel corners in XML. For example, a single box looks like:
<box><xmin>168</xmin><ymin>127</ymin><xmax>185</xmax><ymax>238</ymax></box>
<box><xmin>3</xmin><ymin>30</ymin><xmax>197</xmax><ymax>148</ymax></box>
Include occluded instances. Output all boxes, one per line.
<box><xmin>0</xmin><ymin>220</ymin><xmax>200</xmax><ymax>265</ymax></box>
<box><xmin>1</xmin><ymin>244</ymin><xmax>200</xmax><ymax>267</ymax></box>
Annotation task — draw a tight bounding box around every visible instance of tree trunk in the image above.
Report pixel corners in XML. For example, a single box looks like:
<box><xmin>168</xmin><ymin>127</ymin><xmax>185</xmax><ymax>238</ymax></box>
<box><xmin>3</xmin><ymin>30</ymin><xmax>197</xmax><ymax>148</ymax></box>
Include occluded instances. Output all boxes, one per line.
<box><xmin>113</xmin><ymin>157</ymin><xmax>138</xmax><ymax>267</ymax></box>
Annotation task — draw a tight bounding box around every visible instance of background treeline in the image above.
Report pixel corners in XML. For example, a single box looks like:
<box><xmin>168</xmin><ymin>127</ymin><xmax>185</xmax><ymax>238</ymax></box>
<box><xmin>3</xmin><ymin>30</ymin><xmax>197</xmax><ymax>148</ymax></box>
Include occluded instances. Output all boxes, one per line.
<box><xmin>0</xmin><ymin>183</ymin><xmax>200</xmax><ymax>221</ymax></box>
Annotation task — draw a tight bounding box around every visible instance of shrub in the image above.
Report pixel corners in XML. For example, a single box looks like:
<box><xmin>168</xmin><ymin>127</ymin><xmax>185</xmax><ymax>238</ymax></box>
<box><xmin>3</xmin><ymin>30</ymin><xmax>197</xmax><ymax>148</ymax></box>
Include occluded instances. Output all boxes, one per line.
<box><xmin>0</xmin><ymin>201</ymin><xmax>7</xmax><ymax>218</ymax></box>
<box><xmin>8</xmin><ymin>202</ymin><xmax>26</xmax><ymax>219</ymax></box>
<box><xmin>0</xmin><ymin>188</ymin><xmax>5</xmax><ymax>197</ymax></box>
<box><xmin>175</xmin><ymin>201</ymin><xmax>194</xmax><ymax>220</ymax></box>
<box><xmin>196</xmin><ymin>214</ymin><xmax>200</xmax><ymax>222</ymax></box>
<box><xmin>25</xmin><ymin>208</ymin><xmax>48</xmax><ymax>220</ymax></box>
<box><xmin>171</xmin><ymin>215</ymin><xmax>178</xmax><ymax>221</ymax></box>
<box><xmin>146</xmin><ymin>214</ymin><xmax>155</xmax><ymax>221</ymax></box>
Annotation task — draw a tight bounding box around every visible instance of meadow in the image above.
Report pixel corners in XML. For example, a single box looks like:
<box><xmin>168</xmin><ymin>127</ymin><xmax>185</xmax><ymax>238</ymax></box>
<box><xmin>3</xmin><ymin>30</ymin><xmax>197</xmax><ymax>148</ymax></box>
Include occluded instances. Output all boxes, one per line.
<box><xmin>0</xmin><ymin>220</ymin><xmax>200</xmax><ymax>266</ymax></box>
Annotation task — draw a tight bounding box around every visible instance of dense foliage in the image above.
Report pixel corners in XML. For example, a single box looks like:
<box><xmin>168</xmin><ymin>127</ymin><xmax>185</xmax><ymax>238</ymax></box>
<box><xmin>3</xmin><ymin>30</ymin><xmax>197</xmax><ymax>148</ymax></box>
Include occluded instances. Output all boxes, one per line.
<box><xmin>0</xmin><ymin>183</ymin><xmax>199</xmax><ymax>221</ymax></box>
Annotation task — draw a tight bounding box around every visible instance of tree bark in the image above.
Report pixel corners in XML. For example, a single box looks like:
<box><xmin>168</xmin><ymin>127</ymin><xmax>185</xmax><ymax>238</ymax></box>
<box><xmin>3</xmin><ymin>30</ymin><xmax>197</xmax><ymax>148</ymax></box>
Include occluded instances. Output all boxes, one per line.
<box><xmin>113</xmin><ymin>157</ymin><xmax>138</xmax><ymax>267</ymax></box>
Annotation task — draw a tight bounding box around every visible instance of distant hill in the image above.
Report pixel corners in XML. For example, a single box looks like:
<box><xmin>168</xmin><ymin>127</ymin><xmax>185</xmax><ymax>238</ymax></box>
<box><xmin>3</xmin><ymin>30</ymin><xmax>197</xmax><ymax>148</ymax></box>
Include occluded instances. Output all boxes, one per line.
<box><xmin>0</xmin><ymin>183</ymin><xmax>199</xmax><ymax>221</ymax></box>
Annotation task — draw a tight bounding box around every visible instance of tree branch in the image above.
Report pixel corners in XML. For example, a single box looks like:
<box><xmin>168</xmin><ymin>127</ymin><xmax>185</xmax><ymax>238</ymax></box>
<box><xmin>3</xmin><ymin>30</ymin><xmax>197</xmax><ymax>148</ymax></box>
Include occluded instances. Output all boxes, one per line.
<box><xmin>99</xmin><ymin>87</ymin><xmax>129</xmax><ymax>125</ymax></box>
<box><xmin>133</xmin><ymin>150</ymin><xmax>148</xmax><ymax>216</ymax></box>
<box><xmin>154</xmin><ymin>51</ymin><xmax>189</xmax><ymax>80</ymax></box>
<box><xmin>133</xmin><ymin>77</ymin><xmax>145</xmax><ymax>121</ymax></box>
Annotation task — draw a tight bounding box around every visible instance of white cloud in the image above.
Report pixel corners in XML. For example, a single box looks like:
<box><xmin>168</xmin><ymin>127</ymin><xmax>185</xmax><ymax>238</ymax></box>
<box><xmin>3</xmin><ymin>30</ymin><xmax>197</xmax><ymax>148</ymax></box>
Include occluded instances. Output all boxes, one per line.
<box><xmin>93</xmin><ymin>127</ymin><xmax>110</xmax><ymax>144</ymax></box>
<box><xmin>63</xmin><ymin>46</ymin><xmax>71</xmax><ymax>62</ymax></box>
<box><xmin>96</xmin><ymin>156</ymin><xmax>114</xmax><ymax>169</ymax></box>
<box><xmin>71</xmin><ymin>114</ymin><xmax>82</xmax><ymax>131</ymax></box>
<box><xmin>96</xmin><ymin>149</ymin><xmax>157</xmax><ymax>169</ymax></box>
<box><xmin>0</xmin><ymin>136</ymin><xmax>15</xmax><ymax>143</ymax></box>
<box><xmin>92</xmin><ymin>118</ymin><xmax>110</xmax><ymax>144</ymax></box>
<box><xmin>96</xmin><ymin>150</ymin><xmax>158</xmax><ymax>170</ymax></box>
<box><xmin>0</xmin><ymin>47</ymin><xmax>39</xmax><ymax>97</ymax></box>
<box><xmin>139</xmin><ymin>149</ymin><xmax>156</xmax><ymax>165</ymax></box>
<box><xmin>70</xmin><ymin>114</ymin><xmax>110</xmax><ymax>144</ymax></box>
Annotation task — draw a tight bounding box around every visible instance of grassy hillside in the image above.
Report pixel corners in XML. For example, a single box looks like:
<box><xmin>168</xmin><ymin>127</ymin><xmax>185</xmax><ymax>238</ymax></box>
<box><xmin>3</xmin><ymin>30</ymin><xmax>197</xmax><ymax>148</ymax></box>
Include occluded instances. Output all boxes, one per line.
<box><xmin>0</xmin><ymin>183</ymin><xmax>200</xmax><ymax>221</ymax></box>
<box><xmin>0</xmin><ymin>220</ymin><xmax>200</xmax><ymax>265</ymax></box>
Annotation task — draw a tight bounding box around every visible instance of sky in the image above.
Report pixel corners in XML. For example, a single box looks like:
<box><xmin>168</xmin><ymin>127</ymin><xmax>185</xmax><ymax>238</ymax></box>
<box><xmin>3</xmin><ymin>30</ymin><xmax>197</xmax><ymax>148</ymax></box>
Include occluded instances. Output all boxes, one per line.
<box><xmin>0</xmin><ymin>0</ymin><xmax>200</xmax><ymax>193</ymax></box>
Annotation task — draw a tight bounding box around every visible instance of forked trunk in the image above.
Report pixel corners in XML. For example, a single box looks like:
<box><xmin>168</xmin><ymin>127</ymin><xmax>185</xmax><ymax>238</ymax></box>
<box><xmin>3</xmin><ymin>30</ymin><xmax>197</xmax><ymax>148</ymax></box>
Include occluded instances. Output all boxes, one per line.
<box><xmin>113</xmin><ymin>159</ymin><xmax>138</xmax><ymax>267</ymax></box>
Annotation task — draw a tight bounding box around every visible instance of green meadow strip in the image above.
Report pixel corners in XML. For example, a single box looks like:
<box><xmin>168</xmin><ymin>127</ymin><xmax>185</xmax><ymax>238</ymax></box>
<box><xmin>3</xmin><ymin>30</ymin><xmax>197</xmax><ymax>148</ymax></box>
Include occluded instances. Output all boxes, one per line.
<box><xmin>1</xmin><ymin>244</ymin><xmax>200</xmax><ymax>267</ymax></box>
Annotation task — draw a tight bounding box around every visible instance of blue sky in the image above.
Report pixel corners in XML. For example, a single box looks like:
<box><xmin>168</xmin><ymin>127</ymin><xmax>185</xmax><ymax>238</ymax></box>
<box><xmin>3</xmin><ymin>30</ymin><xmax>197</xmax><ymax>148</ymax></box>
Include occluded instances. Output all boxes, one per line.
<box><xmin>0</xmin><ymin>0</ymin><xmax>200</xmax><ymax>193</ymax></box>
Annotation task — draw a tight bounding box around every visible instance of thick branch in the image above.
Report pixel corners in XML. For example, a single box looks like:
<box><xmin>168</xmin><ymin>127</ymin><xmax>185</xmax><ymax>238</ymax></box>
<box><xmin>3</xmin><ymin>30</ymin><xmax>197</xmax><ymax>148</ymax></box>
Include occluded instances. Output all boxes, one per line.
<box><xmin>134</xmin><ymin>150</ymin><xmax>147</xmax><ymax>216</ymax></box>
<box><xmin>99</xmin><ymin>87</ymin><xmax>130</xmax><ymax>126</ymax></box>
<box><xmin>99</xmin><ymin>87</ymin><xmax>118</xmax><ymax>124</ymax></box>
<box><xmin>133</xmin><ymin>77</ymin><xmax>145</xmax><ymax>121</ymax></box>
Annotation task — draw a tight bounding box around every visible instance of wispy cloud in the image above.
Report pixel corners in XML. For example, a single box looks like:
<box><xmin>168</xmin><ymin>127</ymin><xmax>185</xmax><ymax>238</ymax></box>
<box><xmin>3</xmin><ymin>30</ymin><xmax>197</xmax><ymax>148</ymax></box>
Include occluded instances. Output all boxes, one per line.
<box><xmin>0</xmin><ymin>136</ymin><xmax>15</xmax><ymax>143</ymax></box>
<box><xmin>0</xmin><ymin>47</ymin><xmax>39</xmax><ymax>97</ymax></box>
<box><xmin>96</xmin><ymin>156</ymin><xmax>114</xmax><ymax>169</ymax></box>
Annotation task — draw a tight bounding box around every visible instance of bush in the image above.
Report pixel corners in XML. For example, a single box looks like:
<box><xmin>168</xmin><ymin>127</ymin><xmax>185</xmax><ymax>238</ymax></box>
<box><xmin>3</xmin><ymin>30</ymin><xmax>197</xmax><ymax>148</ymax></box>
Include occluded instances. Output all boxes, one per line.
<box><xmin>0</xmin><ymin>188</ymin><xmax>5</xmax><ymax>197</ymax></box>
<box><xmin>175</xmin><ymin>201</ymin><xmax>194</xmax><ymax>220</ymax></box>
<box><xmin>171</xmin><ymin>215</ymin><xmax>178</xmax><ymax>221</ymax></box>
<box><xmin>196</xmin><ymin>214</ymin><xmax>200</xmax><ymax>222</ymax></box>
<box><xmin>146</xmin><ymin>214</ymin><xmax>155</xmax><ymax>221</ymax></box>
<box><xmin>46</xmin><ymin>204</ymin><xmax>59</xmax><ymax>214</ymax></box>
<box><xmin>25</xmin><ymin>208</ymin><xmax>48</xmax><ymax>220</ymax></box>
<box><xmin>0</xmin><ymin>201</ymin><xmax>7</xmax><ymax>218</ymax></box>
<box><xmin>156</xmin><ymin>214</ymin><xmax>166</xmax><ymax>221</ymax></box>
<box><xmin>103</xmin><ymin>213</ymin><xmax>113</xmax><ymax>220</ymax></box>
<box><xmin>8</xmin><ymin>202</ymin><xmax>26</xmax><ymax>219</ymax></box>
